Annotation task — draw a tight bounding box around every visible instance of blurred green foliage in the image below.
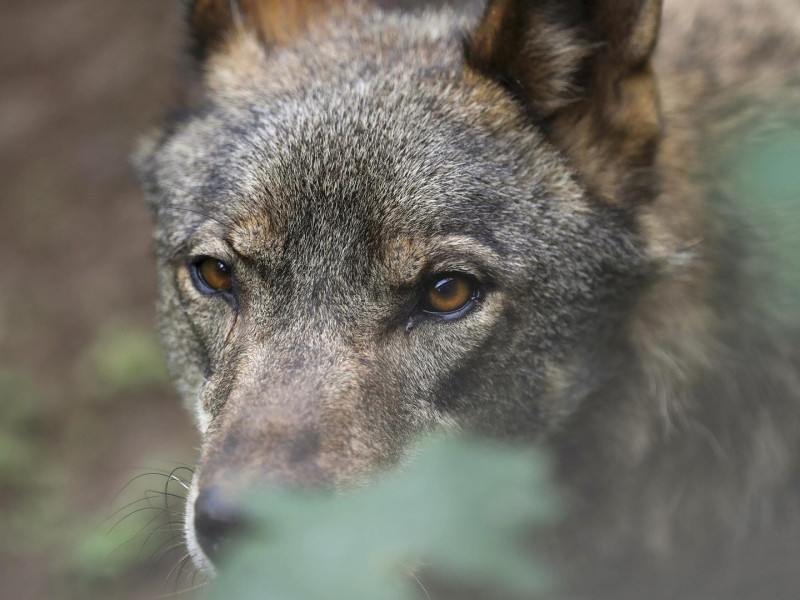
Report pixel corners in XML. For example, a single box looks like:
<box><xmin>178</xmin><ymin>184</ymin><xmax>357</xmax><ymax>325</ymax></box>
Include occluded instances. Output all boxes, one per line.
<box><xmin>0</xmin><ymin>369</ymin><xmax>46</xmax><ymax>485</ymax></box>
<box><xmin>1</xmin><ymin>317</ymin><xmax>184</xmax><ymax>599</ymax></box>
<box><xmin>0</xmin><ymin>368</ymin><xmax>63</xmax><ymax>554</ymax></box>
<box><xmin>207</xmin><ymin>436</ymin><xmax>561</xmax><ymax>600</ymax></box>
<box><xmin>719</xmin><ymin>116</ymin><xmax>800</xmax><ymax>323</ymax></box>
<box><xmin>76</xmin><ymin>321</ymin><xmax>169</xmax><ymax>401</ymax></box>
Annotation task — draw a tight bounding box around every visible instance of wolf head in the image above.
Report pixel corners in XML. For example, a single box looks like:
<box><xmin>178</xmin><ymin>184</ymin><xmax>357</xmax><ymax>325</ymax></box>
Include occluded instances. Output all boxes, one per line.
<box><xmin>137</xmin><ymin>0</ymin><xmax>663</xmax><ymax>570</ymax></box>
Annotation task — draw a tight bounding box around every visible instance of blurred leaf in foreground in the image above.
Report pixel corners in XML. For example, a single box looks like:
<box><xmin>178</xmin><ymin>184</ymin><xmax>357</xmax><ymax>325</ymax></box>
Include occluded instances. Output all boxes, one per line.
<box><xmin>716</xmin><ymin>111</ymin><xmax>800</xmax><ymax>324</ymax></box>
<box><xmin>206</xmin><ymin>435</ymin><xmax>561</xmax><ymax>600</ymax></box>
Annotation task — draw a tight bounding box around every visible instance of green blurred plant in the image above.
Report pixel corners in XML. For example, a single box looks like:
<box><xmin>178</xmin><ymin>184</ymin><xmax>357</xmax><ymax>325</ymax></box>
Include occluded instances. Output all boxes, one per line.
<box><xmin>718</xmin><ymin>115</ymin><xmax>800</xmax><ymax>324</ymax></box>
<box><xmin>206</xmin><ymin>435</ymin><xmax>561</xmax><ymax>600</ymax></box>
<box><xmin>0</xmin><ymin>368</ymin><xmax>67</xmax><ymax>556</ymax></box>
<box><xmin>76</xmin><ymin>321</ymin><xmax>169</xmax><ymax>401</ymax></box>
<box><xmin>0</xmin><ymin>368</ymin><xmax>46</xmax><ymax>485</ymax></box>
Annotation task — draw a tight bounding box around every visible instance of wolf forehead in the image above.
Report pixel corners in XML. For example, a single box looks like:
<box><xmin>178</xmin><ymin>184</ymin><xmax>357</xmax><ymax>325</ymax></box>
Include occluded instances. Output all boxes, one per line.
<box><xmin>147</xmin><ymin>88</ymin><xmax>528</xmax><ymax>270</ymax></box>
<box><xmin>141</xmin><ymin>9</ymin><xmax>566</xmax><ymax>254</ymax></box>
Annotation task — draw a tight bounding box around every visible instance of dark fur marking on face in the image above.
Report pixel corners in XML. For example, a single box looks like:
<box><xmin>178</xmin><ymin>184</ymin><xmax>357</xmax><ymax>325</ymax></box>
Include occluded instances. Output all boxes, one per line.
<box><xmin>287</xmin><ymin>426</ymin><xmax>321</xmax><ymax>464</ymax></box>
<box><xmin>465</xmin><ymin>0</ymin><xmax>664</xmax><ymax>205</ymax></box>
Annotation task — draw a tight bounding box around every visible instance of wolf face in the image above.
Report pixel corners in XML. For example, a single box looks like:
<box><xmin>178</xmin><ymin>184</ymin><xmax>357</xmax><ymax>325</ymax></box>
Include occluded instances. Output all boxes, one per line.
<box><xmin>137</xmin><ymin>0</ymin><xmax>660</xmax><ymax>571</ymax></box>
<box><xmin>138</xmin><ymin>0</ymin><xmax>792</xmax><ymax>578</ymax></box>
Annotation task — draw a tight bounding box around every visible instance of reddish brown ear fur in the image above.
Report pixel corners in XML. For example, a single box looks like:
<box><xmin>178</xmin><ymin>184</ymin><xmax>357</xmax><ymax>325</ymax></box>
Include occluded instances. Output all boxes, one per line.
<box><xmin>188</xmin><ymin>0</ymin><xmax>343</xmax><ymax>59</ymax></box>
<box><xmin>467</xmin><ymin>0</ymin><xmax>663</xmax><ymax>205</ymax></box>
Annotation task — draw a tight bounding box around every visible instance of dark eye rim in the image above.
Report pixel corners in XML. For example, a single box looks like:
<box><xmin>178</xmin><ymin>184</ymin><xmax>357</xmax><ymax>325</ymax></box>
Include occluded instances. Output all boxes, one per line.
<box><xmin>418</xmin><ymin>272</ymin><xmax>483</xmax><ymax>321</ymax></box>
<box><xmin>188</xmin><ymin>256</ymin><xmax>236</xmax><ymax>302</ymax></box>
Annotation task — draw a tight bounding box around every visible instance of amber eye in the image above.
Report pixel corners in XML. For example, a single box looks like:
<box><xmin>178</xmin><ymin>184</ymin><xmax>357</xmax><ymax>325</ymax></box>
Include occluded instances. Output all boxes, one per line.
<box><xmin>422</xmin><ymin>274</ymin><xmax>477</xmax><ymax>314</ymax></box>
<box><xmin>195</xmin><ymin>258</ymin><xmax>232</xmax><ymax>293</ymax></box>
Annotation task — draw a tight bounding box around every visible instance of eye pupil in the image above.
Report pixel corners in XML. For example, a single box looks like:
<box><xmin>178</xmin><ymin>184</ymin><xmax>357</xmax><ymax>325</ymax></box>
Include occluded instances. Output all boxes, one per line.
<box><xmin>433</xmin><ymin>277</ymin><xmax>458</xmax><ymax>298</ymax></box>
<box><xmin>199</xmin><ymin>258</ymin><xmax>232</xmax><ymax>292</ymax></box>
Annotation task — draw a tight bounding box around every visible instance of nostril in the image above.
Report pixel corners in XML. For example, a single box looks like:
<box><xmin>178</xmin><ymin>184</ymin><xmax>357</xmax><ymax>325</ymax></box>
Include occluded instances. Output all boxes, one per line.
<box><xmin>193</xmin><ymin>486</ymin><xmax>247</xmax><ymax>564</ymax></box>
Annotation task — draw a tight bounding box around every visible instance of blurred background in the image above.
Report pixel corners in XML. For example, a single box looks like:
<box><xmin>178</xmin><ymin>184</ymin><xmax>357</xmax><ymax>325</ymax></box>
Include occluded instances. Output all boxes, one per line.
<box><xmin>0</xmin><ymin>3</ymin><xmax>466</xmax><ymax>598</ymax></box>
<box><xmin>1</xmin><ymin>1</ymin><xmax>798</xmax><ymax>599</ymax></box>
<box><xmin>0</xmin><ymin>2</ymin><xmax>454</xmax><ymax>599</ymax></box>
<box><xmin>0</xmin><ymin>2</ymin><xmax>199</xmax><ymax>599</ymax></box>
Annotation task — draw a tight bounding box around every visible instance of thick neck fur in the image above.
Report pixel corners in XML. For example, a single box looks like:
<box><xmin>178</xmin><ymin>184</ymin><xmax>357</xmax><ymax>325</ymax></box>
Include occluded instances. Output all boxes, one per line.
<box><xmin>544</xmin><ymin>1</ymin><xmax>800</xmax><ymax>594</ymax></box>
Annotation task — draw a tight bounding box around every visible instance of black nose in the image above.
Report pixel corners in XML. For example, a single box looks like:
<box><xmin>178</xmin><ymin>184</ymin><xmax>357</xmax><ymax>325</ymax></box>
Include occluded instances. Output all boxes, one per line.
<box><xmin>193</xmin><ymin>486</ymin><xmax>247</xmax><ymax>564</ymax></box>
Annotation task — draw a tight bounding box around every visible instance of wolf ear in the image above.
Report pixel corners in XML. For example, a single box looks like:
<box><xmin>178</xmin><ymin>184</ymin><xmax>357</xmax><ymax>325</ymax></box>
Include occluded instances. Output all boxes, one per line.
<box><xmin>466</xmin><ymin>0</ymin><xmax>663</xmax><ymax>204</ymax></box>
<box><xmin>187</xmin><ymin>0</ymin><xmax>341</xmax><ymax>60</ymax></box>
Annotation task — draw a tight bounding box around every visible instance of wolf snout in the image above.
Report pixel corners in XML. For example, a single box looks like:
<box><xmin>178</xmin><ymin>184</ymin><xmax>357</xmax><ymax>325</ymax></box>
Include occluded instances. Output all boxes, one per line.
<box><xmin>193</xmin><ymin>485</ymin><xmax>250</xmax><ymax>564</ymax></box>
<box><xmin>192</xmin><ymin>419</ymin><xmax>373</xmax><ymax>565</ymax></box>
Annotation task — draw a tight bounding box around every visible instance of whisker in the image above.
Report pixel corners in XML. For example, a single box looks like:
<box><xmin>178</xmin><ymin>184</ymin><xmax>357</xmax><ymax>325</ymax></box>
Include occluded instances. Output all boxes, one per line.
<box><xmin>107</xmin><ymin>506</ymin><xmax>184</xmax><ymax>536</ymax></box>
<box><xmin>155</xmin><ymin>490</ymin><xmax>190</xmax><ymax>503</ymax></box>
<box><xmin>108</xmin><ymin>511</ymin><xmax>165</xmax><ymax>558</ymax></box>
<box><xmin>410</xmin><ymin>572</ymin><xmax>433</xmax><ymax>600</ymax></box>
<box><xmin>110</xmin><ymin>471</ymin><xmax>184</xmax><ymax>505</ymax></box>
<box><xmin>149</xmin><ymin>579</ymin><xmax>208</xmax><ymax>599</ymax></box>
<box><xmin>161</xmin><ymin>204</ymin><xmax>230</xmax><ymax>229</ymax></box>
<box><xmin>165</xmin><ymin>466</ymin><xmax>189</xmax><ymax>509</ymax></box>
<box><xmin>98</xmin><ymin>494</ymin><xmax>167</xmax><ymax>530</ymax></box>
<box><xmin>189</xmin><ymin>562</ymin><xmax>202</xmax><ymax>591</ymax></box>
<box><xmin>174</xmin><ymin>551</ymin><xmax>194</xmax><ymax>594</ymax></box>
<box><xmin>99</xmin><ymin>463</ymin><xmax>199</xmax><ymax>597</ymax></box>
<box><xmin>138</xmin><ymin>522</ymin><xmax>186</xmax><ymax>560</ymax></box>
<box><xmin>166</xmin><ymin>552</ymin><xmax>194</xmax><ymax>590</ymax></box>
<box><xmin>165</xmin><ymin>468</ymin><xmax>183</xmax><ymax>549</ymax></box>
<box><xmin>161</xmin><ymin>183</ymin><xmax>213</xmax><ymax>205</ymax></box>
<box><xmin>151</xmin><ymin>541</ymin><xmax>189</xmax><ymax>565</ymax></box>
<box><xmin>102</xmin><ymin>484</ymin><xmax>189</xmax><ymax>532</ymax></box>
<box><xmin>167</xmin><ymin>476</ymin><xmax>190</xmax><ymax>493</ymax></box>
<box><xmin>160</xmin><ymin>184</ymin><xmax>233</xmax><ymax>228</ymax></box>
<box><xmin>149</xmin><ymin>460</ymin><xmax>194</xmax><ymax>471</ymax></box>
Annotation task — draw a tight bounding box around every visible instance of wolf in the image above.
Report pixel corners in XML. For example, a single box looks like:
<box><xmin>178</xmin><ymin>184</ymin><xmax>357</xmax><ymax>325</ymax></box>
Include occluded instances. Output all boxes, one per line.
<box><xmin>135</xmin><ymin>0</ymin><xmax>800</xmax><ymax>596</ymax></box>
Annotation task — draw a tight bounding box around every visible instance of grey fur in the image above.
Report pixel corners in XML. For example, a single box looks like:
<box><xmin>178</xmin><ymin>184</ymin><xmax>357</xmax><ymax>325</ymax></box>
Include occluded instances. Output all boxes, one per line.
<box><xmin>136</xmin><ymin>0</ymin><xmax>800</xmax><ymax>596</ymax></box>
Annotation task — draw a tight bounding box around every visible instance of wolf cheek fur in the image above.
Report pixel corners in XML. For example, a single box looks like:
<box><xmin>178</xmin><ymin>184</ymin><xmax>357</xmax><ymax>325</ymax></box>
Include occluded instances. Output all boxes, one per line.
<box><xmin>135</xmin><ymin>0</ymin><xmax>800</xmax><ymax>594</ymax></box>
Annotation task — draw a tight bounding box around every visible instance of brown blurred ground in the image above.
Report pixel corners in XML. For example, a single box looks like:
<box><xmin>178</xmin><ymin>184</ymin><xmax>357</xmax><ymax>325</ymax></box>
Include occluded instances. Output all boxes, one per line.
<box><xmin>0</xmin><ymin>3</ymin><xmax>469</xmax><ymax>598</ymax></box>
<box><xmin>0</xmin><ymin>2</ymin><xmax>199</xmax><ymax>598</ymax></box>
